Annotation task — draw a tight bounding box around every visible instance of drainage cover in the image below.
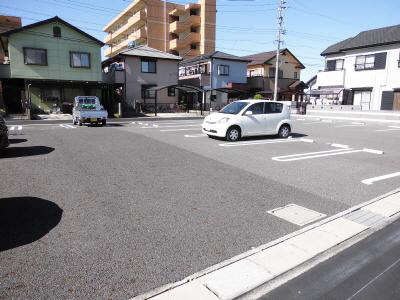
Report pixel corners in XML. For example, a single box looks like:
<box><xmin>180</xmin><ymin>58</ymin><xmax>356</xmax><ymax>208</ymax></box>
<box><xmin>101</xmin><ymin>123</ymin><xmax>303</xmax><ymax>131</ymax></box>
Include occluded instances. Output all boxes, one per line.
<box><xmin>267</xmin><ymin>204</ymin><xmax>326</xmax><ymax>226</ymax></box>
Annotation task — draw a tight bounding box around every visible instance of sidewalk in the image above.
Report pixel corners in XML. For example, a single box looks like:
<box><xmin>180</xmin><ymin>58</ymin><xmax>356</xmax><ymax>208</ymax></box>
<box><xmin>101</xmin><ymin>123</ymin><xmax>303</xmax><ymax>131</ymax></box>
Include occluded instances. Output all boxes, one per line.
<box><xmin>132</xmin><ymin>189</ymin><xmax>400</xmax><ymax>300</ymax></box>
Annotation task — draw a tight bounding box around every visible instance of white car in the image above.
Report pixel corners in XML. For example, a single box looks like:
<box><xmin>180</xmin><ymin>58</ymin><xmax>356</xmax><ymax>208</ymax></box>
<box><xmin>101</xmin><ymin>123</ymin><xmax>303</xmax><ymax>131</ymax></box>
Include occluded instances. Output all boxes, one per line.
<box><xmin>202</xmin><ymin>100</ymin><xmax>292</xmax><ymax>142</ymax></box>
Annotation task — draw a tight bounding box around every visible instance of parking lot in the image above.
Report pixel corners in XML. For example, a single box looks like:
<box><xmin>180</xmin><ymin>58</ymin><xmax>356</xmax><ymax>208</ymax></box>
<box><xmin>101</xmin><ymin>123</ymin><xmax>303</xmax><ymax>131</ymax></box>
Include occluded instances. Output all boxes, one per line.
<box><xmin>1</xmin><ymin>116</ymin><xmax>400</xmax><ymax>299</ymax></box>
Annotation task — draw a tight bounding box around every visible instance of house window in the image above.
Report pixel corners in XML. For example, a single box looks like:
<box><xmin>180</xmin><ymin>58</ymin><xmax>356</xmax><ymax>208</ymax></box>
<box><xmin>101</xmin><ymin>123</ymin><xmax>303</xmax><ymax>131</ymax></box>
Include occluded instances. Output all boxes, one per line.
<box><xmin>23</xmin><ymin>47</ymin><xmax>47</xmax><ymax>65</ymax></box>
<box><xmin>355</xmin><ymin>55</ymin><xmax>375</xmax><ymax>70</ymax></box>
<box><xmin>294</xmin><ymin>72</ymin><xmax>298</xmax><ymax>79</ymax></box>
<box><xmin>53</xmin><ymin>26</ymin><xmax>61</xmax><ymax>37</ymax></box>
<box><xmin>190</xmin><ymin>44</ymin><xmax>197</xmax><ymax>50</ymax></box>
<box><xmin>218</xmin><ymin>65</ymin><xmax>229</xmax><ymax>76</ymax></box>
<box><xmin>70</xmin><ymin>52</ymin><xmax>90</xmax><ymax>68</ymax></box>
<box><xmin>141</xmin><ymin>59</ymin><xmax>156</xmax><ymax>73</ymax></box>
<box><xmin>168</xmin><ymin>87</ymin><xmax>175</xmax><ymax>97</ymax></box>
<box><xmin>199</xmin><ymin>63</ymin><xmax>208</xmax><ymax>74</ymax></box>
<box><xmin>141</xmin><ymin>84</ymin><xmax>156</xmax><ymax>99</ymax></box>
<box><xmin>269</xmin><ymin>67</ymin><xmax>283</xmax><ymax>78</ymax></box>
<box><xmin>325</xmin><ymin>59</ymin><xmax>344</xmax><ymax>71</ymax></box>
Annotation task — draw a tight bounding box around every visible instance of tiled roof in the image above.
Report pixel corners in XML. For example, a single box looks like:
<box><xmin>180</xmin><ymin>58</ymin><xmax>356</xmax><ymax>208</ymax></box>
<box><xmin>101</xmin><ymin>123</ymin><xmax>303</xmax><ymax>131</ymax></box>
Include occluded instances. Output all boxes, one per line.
<box><xmin>180</xmin><ymin>51</ymin><xmax>250</xmax><ymax>65</ymax></box>
<box><xmin>120</xmin><ymin>45</ymin><xmax>182</xmax><ymax>60</ymax></box>
<box><xmin>321</xmin><ymin>24</ymin><xmax>400</xmax><ymax>56</ymax></box>
<box><xmin>241</xmin><ymin>50</ymin><xmax>277</xmax><ymax>66</ymax></box>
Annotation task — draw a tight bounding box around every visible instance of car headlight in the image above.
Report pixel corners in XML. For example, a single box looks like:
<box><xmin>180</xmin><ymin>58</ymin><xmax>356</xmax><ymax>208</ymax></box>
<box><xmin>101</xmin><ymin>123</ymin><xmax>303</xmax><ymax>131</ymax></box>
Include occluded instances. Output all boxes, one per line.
<box><xmin>218</xmin><ymin>117</ymin><xmax>230</xmax><ymax>123</ymax></box>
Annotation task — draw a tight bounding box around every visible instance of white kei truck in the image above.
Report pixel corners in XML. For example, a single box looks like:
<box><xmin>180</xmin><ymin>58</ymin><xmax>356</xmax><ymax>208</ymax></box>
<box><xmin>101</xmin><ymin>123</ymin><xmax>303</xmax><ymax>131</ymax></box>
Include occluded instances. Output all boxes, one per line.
<box><xmin>72</xmin><ymin>96</ymin><xmax>108</xmax><ymax>126</ymax></box>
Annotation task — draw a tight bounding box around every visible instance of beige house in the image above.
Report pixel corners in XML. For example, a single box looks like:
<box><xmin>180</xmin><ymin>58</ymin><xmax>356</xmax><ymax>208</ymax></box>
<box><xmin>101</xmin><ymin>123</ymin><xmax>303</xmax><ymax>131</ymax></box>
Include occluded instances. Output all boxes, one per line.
<box><xmin>103</xmin><ymin>0</ymin><xmax>215</xmax><ymax>60</ymax></box>
<box><xmin>102</xmin><ymin>45</ymin><xmax>182</xmax><ymax>114</ymax></box>
<box><xmin>242</xmin><ymin>48</ymin><xmax>306</xmax><ymax>101</ymax></box>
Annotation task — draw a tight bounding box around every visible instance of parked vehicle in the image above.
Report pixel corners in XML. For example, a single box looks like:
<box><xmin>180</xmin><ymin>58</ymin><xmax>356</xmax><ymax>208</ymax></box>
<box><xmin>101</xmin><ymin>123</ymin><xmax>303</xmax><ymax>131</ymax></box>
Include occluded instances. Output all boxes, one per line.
<box><xmin>0</xmin><ymin>115</ymin><xmax>9</xmax><ymax>150</ymax></box>
<box><xmin>72</xmin><ymin>96</ymin><xmax>108</xmax><ymax>126</ymax></box>
<box><xmin>202</xmin><ymin>100</ymin><xmax>292</xmax><ymax>142</ymax></box>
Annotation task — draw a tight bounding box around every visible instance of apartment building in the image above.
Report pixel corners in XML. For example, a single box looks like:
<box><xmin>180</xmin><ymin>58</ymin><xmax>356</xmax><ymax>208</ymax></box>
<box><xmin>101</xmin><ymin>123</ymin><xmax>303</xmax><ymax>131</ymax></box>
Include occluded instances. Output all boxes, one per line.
<box><xmin>103</xmin><ymin>0</ymin><xmax>215</xmax><ymax>60</ymax></box>
<box><xmin>316</xmin><ymin>24</ymin><xmax>400</xmax><ymax>111</ymax></box>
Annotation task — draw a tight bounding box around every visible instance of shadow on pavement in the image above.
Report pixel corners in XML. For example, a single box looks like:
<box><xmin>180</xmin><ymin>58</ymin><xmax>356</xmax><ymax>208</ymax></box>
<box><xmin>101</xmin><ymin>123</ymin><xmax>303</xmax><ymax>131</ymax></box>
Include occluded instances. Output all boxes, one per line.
<box><xmin>209</xmin><ymin>133</ymin><xmax>308</xmax><ymax>141</ymax></box>
<box><xmin>0</xmin><ymin>146</ymin><xmax>54</xmax><ymax>159</ymax></box>
<box><xmin>8</xmin><ymin>138</ymin><xmax>28</xmax><ymax>144</ymax></box>
<box><xmin>0</xmin><ymin>197</ymin><xmax>63</xmax><ymax>251</ymax></box>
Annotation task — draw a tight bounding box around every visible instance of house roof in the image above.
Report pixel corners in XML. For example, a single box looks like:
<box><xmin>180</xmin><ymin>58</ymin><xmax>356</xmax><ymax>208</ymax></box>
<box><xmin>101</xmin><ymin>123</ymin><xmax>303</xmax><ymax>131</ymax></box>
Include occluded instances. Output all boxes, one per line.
<box><xmin>321</xmin><ymin>24</ymin><xmax>400</xmax><ymax>56</ymax></box>
<box><xmin>180</xmin><ymin>51</ymin><xmax>250</xmax><ymax>65</ymax></box>
<box><xmin>119</xmin><ymin>45</ymin><xmax>182</xmax><ymax>60</ymax></box>
<box><xmin>305</xmin><ymin>75</ymin><xmax>317</xmax><ymax>86</ymax></box>
<box><xmin>241</xmin><ymin>48</ymin><xmax>306</xmax><ymax>69</ymax></box>
<box><xmin>0</xmin><ymin>16</ymin><xmax>104</xmax><ymax>46</ymax></box>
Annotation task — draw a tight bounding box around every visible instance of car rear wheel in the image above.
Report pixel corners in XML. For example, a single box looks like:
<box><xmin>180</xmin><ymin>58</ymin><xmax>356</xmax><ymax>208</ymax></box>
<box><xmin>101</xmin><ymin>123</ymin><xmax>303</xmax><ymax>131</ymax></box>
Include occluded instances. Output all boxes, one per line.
<box><xmin>226</xmin><ymin>126</ymin><xmax>241</xmax><ymax>142</ymax></box>
<box><xmin>278</xmin><ymin>124</ymin><xmax>290</xmax><ymax>138</ymax></box>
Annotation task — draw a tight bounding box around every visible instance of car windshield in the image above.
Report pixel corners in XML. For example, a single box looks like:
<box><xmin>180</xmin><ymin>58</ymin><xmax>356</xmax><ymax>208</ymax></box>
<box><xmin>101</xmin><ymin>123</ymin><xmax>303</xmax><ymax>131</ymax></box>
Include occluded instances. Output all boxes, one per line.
<box><xmin>219</xmin><ymin>102</ymin><xmax>249</xmax><ymax>114</ymax></box>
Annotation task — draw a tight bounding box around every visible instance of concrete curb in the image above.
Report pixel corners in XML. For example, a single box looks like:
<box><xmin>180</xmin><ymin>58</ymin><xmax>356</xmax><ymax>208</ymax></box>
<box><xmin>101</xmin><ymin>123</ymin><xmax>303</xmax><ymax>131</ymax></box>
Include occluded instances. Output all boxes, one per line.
<box><xmin>130</xmin><ymin>188</ymin><xmax>400</xmax><ymax>300</ymax></box>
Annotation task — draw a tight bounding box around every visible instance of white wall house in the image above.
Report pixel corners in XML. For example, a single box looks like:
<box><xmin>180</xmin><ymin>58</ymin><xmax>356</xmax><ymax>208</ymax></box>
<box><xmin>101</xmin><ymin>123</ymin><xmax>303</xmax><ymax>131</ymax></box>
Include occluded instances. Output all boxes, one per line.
<box><xmin>316</xmin><ymin>25</ymin><xmax>400</xmax><ymax>111</ymax></box>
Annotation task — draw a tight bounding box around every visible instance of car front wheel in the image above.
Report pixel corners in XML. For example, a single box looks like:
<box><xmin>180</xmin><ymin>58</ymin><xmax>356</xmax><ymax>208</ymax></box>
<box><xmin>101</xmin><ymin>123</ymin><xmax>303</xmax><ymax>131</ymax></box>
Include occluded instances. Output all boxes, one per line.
<box><xmin>226</xmin><ymin>126</ymin><xmax>241</xmax><ymax>142</ymax></box>
<box><xmin>278</xmin><ymin>124</ymin><xmax>290</xmax><ymax>138</ymax></box>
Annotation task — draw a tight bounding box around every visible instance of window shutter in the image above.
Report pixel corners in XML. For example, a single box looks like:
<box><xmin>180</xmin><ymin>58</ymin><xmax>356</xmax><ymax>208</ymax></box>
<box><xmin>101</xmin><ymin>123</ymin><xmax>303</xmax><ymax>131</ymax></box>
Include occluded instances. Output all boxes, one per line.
<box><xmin>381</xmin><ymin>91</ymin><xmax>394</xmax><ymax>110</ymax></box>
<box><xmin>374</xmin><ymin>52</ymin><xmax>387</xmax><ymax>69</ymax></box>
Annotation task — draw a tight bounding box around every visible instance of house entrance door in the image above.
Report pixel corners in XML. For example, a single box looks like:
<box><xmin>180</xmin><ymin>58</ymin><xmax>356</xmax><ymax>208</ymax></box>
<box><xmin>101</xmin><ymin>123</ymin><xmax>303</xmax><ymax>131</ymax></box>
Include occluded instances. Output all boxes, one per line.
<box><xmin>393</xmin><ymin>92</ymin><xmax>400</xmax><ymax>111</ymax></box>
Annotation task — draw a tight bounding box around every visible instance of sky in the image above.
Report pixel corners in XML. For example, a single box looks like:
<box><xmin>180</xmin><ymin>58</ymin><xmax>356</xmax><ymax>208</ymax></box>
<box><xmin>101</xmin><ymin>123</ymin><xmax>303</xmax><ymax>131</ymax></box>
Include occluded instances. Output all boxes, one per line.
<box><xmin>1</xmin><ymin>0</ymin><xmax>400</xmax><ymax>81</ymax></box>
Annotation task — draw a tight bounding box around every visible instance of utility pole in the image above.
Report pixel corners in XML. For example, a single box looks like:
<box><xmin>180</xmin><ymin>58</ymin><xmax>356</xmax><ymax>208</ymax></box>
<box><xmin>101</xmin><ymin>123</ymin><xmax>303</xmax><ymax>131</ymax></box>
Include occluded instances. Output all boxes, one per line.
<box><xmin>273</xmin><ymin>0</ymin><xmax>286</xmax><ymax>101</ymax></box>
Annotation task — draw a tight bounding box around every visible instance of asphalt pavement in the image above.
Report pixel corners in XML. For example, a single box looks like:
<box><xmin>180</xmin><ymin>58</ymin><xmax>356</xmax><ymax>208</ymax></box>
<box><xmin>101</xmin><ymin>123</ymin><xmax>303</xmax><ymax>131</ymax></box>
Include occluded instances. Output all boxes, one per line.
<box><xmin>0</xmin><ymin>116</ymin><xmax>399</xmax><ymax>299</ymax></box>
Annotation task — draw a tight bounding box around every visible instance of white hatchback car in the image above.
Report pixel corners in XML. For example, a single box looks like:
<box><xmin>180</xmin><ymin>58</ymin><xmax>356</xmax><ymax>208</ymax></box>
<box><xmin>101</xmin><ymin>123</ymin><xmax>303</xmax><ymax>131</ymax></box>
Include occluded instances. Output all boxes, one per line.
<box><xmin>202</xmin><ymin>100</ymin><xmax>292</xmax><ymax>142</ymax></box>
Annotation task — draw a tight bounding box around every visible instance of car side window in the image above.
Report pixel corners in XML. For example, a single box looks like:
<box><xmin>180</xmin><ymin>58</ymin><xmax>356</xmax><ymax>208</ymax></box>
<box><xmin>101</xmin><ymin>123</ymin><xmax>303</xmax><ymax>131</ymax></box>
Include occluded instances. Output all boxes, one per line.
<box><xmin>265</xmin><ymin>102</ymin><xmax>283</xmax><ymax>114</ymax></box>
<box><xmin>245</xmin><ymin>103</ymin><xmax>264</xmax><ymax>115</ymax></box>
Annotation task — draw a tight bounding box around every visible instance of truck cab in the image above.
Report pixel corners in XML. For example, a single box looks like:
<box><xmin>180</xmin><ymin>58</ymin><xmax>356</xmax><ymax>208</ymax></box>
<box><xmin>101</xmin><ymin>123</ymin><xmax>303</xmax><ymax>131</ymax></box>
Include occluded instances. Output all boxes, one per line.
<box><xmin>72</xmin><ymin>96</ymin><xmax>108</xmax><ymax>126</ymax></box>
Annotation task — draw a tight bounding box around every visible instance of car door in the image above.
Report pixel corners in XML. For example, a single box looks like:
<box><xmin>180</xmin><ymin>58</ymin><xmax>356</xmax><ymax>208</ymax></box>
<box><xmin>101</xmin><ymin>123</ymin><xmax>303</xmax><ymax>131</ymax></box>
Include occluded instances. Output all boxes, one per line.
<box><xmin>240</xmin><ymin>102</ymin><xmax>265</xmax><ymax>136</ymax></box>
<box><xmin>264</xmin><ymin>102</ymin><xmax>284</xmax><ymax>133</ymax></box>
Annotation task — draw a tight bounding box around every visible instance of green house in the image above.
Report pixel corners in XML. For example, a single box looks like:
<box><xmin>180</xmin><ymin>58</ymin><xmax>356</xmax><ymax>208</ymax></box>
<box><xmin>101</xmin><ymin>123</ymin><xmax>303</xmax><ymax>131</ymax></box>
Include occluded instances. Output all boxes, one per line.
<box><xmin>0</xmin><ymin>16</ymin><xmax>104</xmax><ymax>114</ymax></box>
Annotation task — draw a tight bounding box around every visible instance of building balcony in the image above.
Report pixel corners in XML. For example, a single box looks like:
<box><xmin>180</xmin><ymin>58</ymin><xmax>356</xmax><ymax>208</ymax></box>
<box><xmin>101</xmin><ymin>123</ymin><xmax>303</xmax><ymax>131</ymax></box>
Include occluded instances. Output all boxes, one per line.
<box><xmin>102</xmin><ymin>70</ymin><xmax>124</xmax><ymax>84</ymax></box>
<box><xmin>104</xmin><ymin>39</ymin><xmax>130</xmax><ymax>57</ymax></box>
<box><xmin>128</xmin><ymin>27</ymin><xmax>147</xmax><ymax>43</ymax></box>
<box><xmin>104</xmin><ymin>9</ymin><xmax>147</xmax><ymax>44</ymax></box>
<box><xmin>170</xmin><ymin>32</ymin><xmax>200</xmax><ymax>50</ymax></box>
<box><xmin>169</xmin><ymin>15</ymin><xmax>201</xmax><ymax>34</ymax></box>
<box><xmin>316</xmin><ymin>69</ymin><xmax>345</xmax><ymax>88</ymax></box>
<box><xmin>103</xmin><ymin>0</ymin><xmax>146</xmax><ymax>32</ymax></box>
<box><xmin>169</xmin><ymin>7</ymin><xmax>185</xmax><ymax>16</ymax></box>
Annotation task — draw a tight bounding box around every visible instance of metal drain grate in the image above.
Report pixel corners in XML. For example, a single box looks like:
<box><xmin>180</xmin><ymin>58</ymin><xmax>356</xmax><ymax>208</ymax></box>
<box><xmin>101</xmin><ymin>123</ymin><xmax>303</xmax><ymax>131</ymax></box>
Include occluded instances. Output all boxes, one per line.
<box><xmin>267</xmin><ymin>204</ymin><xmax>326</xmax><ymax>226</ymax></box>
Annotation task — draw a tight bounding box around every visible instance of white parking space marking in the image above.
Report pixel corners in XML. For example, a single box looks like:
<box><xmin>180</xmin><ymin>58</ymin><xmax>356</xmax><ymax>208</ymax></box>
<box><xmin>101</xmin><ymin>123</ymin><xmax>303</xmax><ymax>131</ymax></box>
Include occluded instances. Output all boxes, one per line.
<box><xmin>184</xmin><ymin>133</ymin><xmax>207</xmax><ymax>138</ymax></box>
<box><xmin>272</xmin><ymin>147</ymin><xmax>383</xmax><ymax>162</ymax></box>
<box><xmin>160</xmin><ymin>128</ymin><xmax>202</xmax><ymax>132</ymax></box>
<box><xmin>321</xmin><ymin>119</ymin><xmax>333</xmax><ymax>123</ymax></box>
<box><xmin>300</xmin><ymin>138</ymin><xmax>315</xmax><ymax>143</ymax></box>
<box><xmin>141</xmin><ymin>124</ymin><xmax>201</xmax><ymax>129</ymax></box>
<box><xmin>330</xmin><ymin>143</ymin><xmax>349</xmax><ymax>149</ymax></box>
<box><xmin>362</xmin><ymin>172</ymin><xmax>400</xmax><ymax>185</ymax></box>
<box><xmin>376</xmin><ymin>126</ymin><xmax>400</xmax><ymax>132</ymax></box>
<box><xmin>219</xmin><ymin>139</ymin><xmax>303</xmax><ymax>147</ymax></box>
<box><xmin>352</xmin><ymin>122</ymin><xmax>365</xmax><ymax>125</ymax></box>
<box><xmin>302</xmin><ymin>121</ymin><xmax>322</xmax><ymax>125</ymax></box>
<box><xmin>335</xmin><ymin>124</ymin><xmax>365</xmax><ymax>128</ymax></box>
<box><xmin>59</xmin><ymin>124</ymin><xmax>76</xmax><ymax>129</ymax></box>
<box><xmin>9</xmin><ymin>126</ymin><xmax>15</xmax><ymax>131</ymax></box>
<box><xmin>267</xmin><ymin>204</ymin><xmax>326</xmax><ymax>226</ymax></box>
<box><xmin>296</xmin><ymin>118</ymin><xmax>306</xmax><ymax>121</ymax></box>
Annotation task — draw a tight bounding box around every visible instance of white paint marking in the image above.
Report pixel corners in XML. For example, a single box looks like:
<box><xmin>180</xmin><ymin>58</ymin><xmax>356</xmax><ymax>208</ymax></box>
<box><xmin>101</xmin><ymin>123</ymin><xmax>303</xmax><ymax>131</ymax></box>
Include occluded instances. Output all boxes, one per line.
<box><xmin>9</xmin><ymin>126</ymin><xmax>15</xmax><ymax>131</ymax></box>
<box><xmin>131</xmin><ymin>121</ymin><xmax>136</xmax><ymax>124</ymax></box>
<box><xmin>142</xmin><ymin>124</ymin><xmax>201</xmax><ymax>129</ymax></box>
<box><xmin>184</xmin><ymin>133</ymin><xmax>207</xmax><ymax>138</ymax></box>
<box><xmin>322</xmin><ymin>119</ymin><xmax>333</xmax><ymax>123</ymax></box>
<box><xmin>375</xmin><ymin>128</ymin><xmax>400</xmax><ymax>132</ymax></box>
<box><xmin>272</xmin><ymin>148</ymin><xmax>362</xmax><ymax>162</ymax></box>
<box><xmin>335</xmin><ymin>124</ymin><xmax>365</xmax><ymax>128</ymax></box>
<box><xmin>160</xmin><ymin>128</ymin><xmax>202</xmax><ymax>132</ymax></box>
<box><xmin>362</xmin><ymin>172</ymin><xmax>400</xmax><ymax>185</ymax></box>
<box><xmin>362</xmin><ymin>148</ymin><xmax>384</xmax><ymax>155</ymax></box>
<box><xmin>352</xmin><ymin>122</ymin><xmax>365</xmax><ymax>125</ymax></box>
<box><xmin>152</xmin><ymin>124</ymin><xmax>158</xmax><ymax>127</ymax></box>
<box><xmin>138</xmin><ymin>122</ymin><xmax>143</xmax><ymax>125</ymax></box>
<box><xmin>300</xmin><ymin>138</ymin><xmax>314</xmax><ymax>143</ymax></box>
<box><xmin>296</xmin><ymin>118</ymin><xmax>306</xmax><ymax>121</ymax></box>
<box><xmin>65</xmin><ymin>124</ymin><xmax>75</xmax><ymax>129</ymax></box>
<box><xmin>331</xmin><ymin>143</ymin><xmax>349</xmax><ymax>149</ymax></box>
<box><xmin>219</xmin><ymin>139</ymin><xmax>301</xmax><ymax>147</ymax></box>
<box><xmin>17</xmin><ymin>125</ymin><xmax>22</xmax><ymax>130</ymax></box>
<box><xmin>389</xmin><ymin>125</ymin><xmax>400</xmax><ymax>129</ymax></box>
<box><xmin>59</xmin><ymin>124</ymin><xmax>67</xmax><ymax>128</ymax></box>
<box><xmin>302</xmin><ymin>121</ymin><xmax>321</xmax><ymax>125</ymax></box>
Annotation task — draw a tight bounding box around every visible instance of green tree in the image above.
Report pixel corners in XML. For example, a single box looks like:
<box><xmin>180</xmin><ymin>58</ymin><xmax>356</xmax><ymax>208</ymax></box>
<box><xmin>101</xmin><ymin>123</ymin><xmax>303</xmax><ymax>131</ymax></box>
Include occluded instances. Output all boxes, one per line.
<box><xmin>254</xmin><ymin>93</ymin><xmax>263</xmax><ymax>100</ymax></box>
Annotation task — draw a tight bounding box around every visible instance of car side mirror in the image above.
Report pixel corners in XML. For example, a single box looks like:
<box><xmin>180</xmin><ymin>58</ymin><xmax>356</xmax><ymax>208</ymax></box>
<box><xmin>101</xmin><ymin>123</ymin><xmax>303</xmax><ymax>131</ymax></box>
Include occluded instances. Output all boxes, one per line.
<box><xmin>244</xmin><ymin>110</ymin><xmax>253</xmax><ymax>116</ymax></box>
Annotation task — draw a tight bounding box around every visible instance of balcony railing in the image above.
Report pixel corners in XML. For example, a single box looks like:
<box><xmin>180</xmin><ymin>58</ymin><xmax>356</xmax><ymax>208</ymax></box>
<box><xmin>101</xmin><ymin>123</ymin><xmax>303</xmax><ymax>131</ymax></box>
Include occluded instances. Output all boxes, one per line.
<box><xmin>169</xmin><ymin>15</ymin><xmax>201</xmax><ymax>33</ymax></box>
<box><xmin>170</xmin><ymin>32</ymin><xmax>200</xmax><ymax>50</ymax></box>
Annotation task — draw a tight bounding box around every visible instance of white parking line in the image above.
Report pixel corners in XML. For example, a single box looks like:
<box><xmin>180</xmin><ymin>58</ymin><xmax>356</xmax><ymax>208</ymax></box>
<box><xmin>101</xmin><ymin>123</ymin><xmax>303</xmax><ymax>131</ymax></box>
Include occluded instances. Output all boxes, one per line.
<box><xmin>300</xmin><ymin>138</ymin><xmax>315</xmax><ymax>143</ymax></box>
<box><xmin>296</xmin><ymin>118</ymin><xmax>306</xmax><ymax>121</ymax></box>
<box><xmin>184</xmin><ymin>133</ymin><xmax>207</xmax><ymax>138</ymax></box>
<box><xmin>219</xmin><ymin>139</ymin><xmax>302</xmax><ymax>147</ymax></box>
<box><xmin>272</xmin><ymin>147</ymin><xmax>383</xmax><ymax>162</ymax></box>
<box><xmin>375</xmin><ymin>128</ymin><xmax>400</xmax><ymax>132</ymax></box>
<box><xmin>59</xmin><ymin>124</ymin><xmax>76</xmax><ymax>129</ymax></box>
<box><xmin>142</xmin><ymin>124</ymin><xmax>201</xmax><ymax>129</ymax></box>
<box><xmin>302</xmin><ymin>121</ymin><xmax>322</xmax><ymax>125</ymax></box>
<box><xmin>352</xmin><ymin>122</ymin><xmax>365</xmax><ymax>125</ymax></box>
<box><xmin>9</xmin><ymin>126</ymin><xmax>15</xmax><ymax>131</ymax></box>
<box><xmin>330</xmin><ymin>143</ymin><xmax>349</xmax><ymax>149</ymax></box>
<box><xmin>160</xmin><ymin>128</ymin><xmax>202</xmax><ymax>132</ymax></box>
<box><xmin>362</xmin><ymin>172</ymin><xmax>400</xmax><ymax>185</ymax></box>
<box><xmin>321</xmin><ymin>119</ymin><xmax>333</xmax><ymax>123</ymax></box>
<box><xmin>335</xmin><ymin>124</ymin><xmax>365</xmax><ymax>128</ymax></box>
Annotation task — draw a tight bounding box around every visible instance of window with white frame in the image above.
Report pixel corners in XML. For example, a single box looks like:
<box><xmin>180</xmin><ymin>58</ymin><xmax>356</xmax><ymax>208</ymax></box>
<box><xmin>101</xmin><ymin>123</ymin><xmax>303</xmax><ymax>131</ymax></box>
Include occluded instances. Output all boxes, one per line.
<box><xmin>325</xmin><ymin>59</ymin><xmax>344</xmax><ymax>71</ymax></box>
<box><xmin>218</xmin><ymin>65</ymin><xmax>229</xmax><ymax>76</ymax></box>
<box><xmin>70</xmin><ymin>52</ymin><xmax>90</xmax><ymax>68</ymax></box>
<box><xmin>355</xmin><ymin>55</ymin><xmax>375</xmax><ymax>70</ymax></box>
